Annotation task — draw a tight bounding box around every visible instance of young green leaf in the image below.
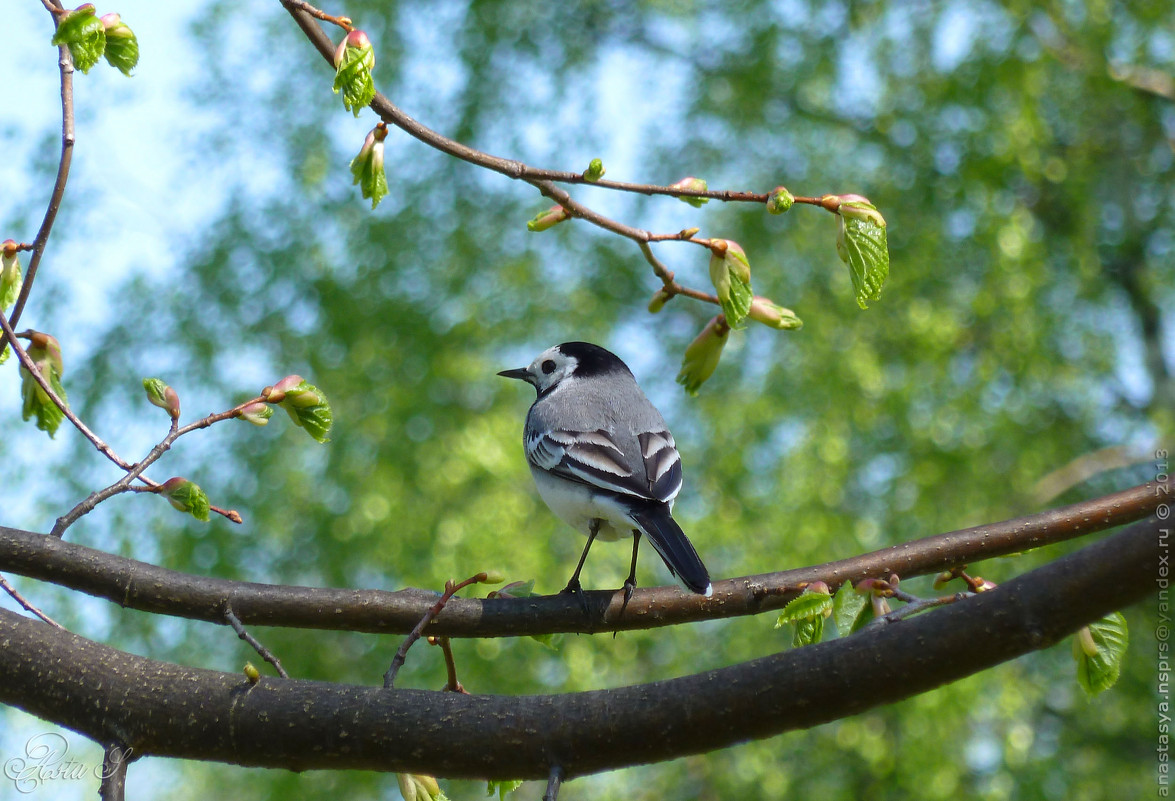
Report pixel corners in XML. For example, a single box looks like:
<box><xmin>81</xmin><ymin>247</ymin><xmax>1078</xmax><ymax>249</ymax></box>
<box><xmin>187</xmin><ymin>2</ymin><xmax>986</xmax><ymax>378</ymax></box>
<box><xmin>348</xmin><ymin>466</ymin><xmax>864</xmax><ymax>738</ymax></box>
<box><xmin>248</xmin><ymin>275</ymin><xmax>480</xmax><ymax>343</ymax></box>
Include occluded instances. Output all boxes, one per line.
<box><xmin>676</xmin><ymin>315</ymin><xmax>730</xmax><ymax>395</ymax></box>
<box><xmin>833</xmin><ymin>581</ymin><xmax>867</xmax><ymax>636</ymax></box>
<box><xmin>707</xmin><ymin>240</ymin><xmax>753</xmax><ymax>329</ymax></box>
<box><xmin>279</xmin><ymin>380</ymin><xmax>333</xmax><ymax>442</ymax></box>
<box><xmin>332</xmin><ymin>30</ymin><xmax>376</xmax><ymax>116</ymax></box>
<box><xmin>19</xmin><ymin>332</ymin><xmax>68</xmax><ymax>437</ymax></box>
<box><xmin>100</xmin><ymin>13</ymin><xmax>139</xmax><ymax>75</ymax></box>
<box><xmin>831</xmin><ymin>196</ymin><xmax>890</xmax><ymax>309</ymax></box>
<box><xmin>486</xmin><ymin>779</ymin><xmax>524</xmax><ymax>800</ymax></box>
<box><xmin>350</xmin><ymin>125</ymin><xmax>389</xmax><ymax>208</ymax></box>
<box><xmin>51</xmin><ymin>5</ymin><xmax>106</xmax><ymax>74</ymax></box>
<box><xmin>160</xmin><ymin>477</ymin><xmax>210</xmax><ymax>522</ymax></box>
<box><xmin>774</xmin><ymin>590</ymin><xmax>834</xmax><ymax>628</ymax></box>
<box><xmin>1073</xmin><ymin>612</ymin><xmax>1129</xmax><ymax>696</ymax></box>
<box><xmin>793</xmin><ymin>615</ymin><xmax>824</xmax><ymax>647</ymax></box>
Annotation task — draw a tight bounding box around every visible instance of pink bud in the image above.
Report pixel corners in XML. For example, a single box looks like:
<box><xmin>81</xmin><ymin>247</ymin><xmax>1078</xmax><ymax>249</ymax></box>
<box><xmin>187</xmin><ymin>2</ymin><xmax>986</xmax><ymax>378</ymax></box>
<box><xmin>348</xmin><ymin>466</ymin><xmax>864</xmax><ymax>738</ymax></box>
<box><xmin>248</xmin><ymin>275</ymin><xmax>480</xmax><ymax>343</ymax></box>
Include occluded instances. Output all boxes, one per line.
<box><xmin>265</xmin><ymin>374</ymin><xmax>304</xmax><ymax>403</ymax></box>
<box><xmin>334</xmin><ymin>29</ymin><xmax>374</xmax><ymax>68</ymax></box>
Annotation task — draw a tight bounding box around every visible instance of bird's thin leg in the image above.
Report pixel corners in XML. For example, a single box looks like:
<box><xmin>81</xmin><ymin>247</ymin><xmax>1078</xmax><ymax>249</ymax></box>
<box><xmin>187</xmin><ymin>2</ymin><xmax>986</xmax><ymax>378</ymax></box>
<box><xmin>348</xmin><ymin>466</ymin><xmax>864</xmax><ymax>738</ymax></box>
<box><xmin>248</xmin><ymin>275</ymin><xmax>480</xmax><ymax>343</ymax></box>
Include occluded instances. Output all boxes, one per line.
<box><xmin>619</xmin><ymin>531</ymin><xmax>641</xmax><ymax>616</ymax></box>
<box><xmin>562</xmin><ymin>519</ymin><xmax>600</xmax><ymax>613</ymax></box>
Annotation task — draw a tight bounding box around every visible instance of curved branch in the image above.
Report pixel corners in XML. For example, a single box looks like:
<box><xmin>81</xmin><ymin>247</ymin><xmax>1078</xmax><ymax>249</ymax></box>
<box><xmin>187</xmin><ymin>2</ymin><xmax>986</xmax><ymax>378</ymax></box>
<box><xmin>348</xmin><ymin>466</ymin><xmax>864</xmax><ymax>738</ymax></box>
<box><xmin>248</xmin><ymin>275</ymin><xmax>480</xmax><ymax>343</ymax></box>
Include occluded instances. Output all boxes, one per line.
<box><xmin>278</xmin><ymin>2</ymin><xmax>818</xmax><ymax>211</ymax></box>
<box><xmin>0</xmin><ymin>516</ymin><xmax>1157</xmax><ymax>780</ymax></box>
<box><xmin>10</xmin><ymin>3</ymin><xmax>75</xmax><ymax>330</ymax></box>
<box><xmin>0</xmin><ymin>478</ymin><xmax>1166</xmax><ymax>637</ymax></box>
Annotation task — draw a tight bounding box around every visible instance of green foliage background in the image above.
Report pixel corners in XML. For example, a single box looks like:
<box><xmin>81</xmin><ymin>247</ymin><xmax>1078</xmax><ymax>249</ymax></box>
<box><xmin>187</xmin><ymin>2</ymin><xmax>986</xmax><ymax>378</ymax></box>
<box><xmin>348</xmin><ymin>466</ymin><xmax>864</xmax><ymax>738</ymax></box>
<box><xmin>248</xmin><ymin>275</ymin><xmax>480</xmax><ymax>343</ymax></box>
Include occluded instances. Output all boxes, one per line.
<box><xmin>2</xmin><ymin>1</ymin><xmax>1172</xmax><ymax>799</ymax></box>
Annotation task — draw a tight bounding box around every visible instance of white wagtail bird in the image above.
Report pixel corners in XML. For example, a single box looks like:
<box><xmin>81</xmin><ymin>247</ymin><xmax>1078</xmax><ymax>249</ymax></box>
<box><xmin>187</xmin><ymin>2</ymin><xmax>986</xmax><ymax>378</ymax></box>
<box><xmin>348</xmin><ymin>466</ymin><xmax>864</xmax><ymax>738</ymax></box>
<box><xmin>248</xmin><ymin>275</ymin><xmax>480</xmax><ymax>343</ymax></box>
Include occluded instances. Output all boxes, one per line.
<box><xmin>499</xmin><ymin>341</ymin><xmax>712</xmax><ymax>609</ymax></box>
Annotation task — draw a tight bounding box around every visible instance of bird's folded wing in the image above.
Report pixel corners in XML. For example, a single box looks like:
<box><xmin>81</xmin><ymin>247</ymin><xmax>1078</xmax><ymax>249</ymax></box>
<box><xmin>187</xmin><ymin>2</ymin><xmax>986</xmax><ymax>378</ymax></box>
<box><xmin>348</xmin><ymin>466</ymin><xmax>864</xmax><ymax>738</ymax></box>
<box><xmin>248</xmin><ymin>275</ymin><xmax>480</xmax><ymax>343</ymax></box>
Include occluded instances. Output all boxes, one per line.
<box><xmin>526</xmin><ymin>428</ymin><xmax>682</xmax><ymax>503</ymax></box>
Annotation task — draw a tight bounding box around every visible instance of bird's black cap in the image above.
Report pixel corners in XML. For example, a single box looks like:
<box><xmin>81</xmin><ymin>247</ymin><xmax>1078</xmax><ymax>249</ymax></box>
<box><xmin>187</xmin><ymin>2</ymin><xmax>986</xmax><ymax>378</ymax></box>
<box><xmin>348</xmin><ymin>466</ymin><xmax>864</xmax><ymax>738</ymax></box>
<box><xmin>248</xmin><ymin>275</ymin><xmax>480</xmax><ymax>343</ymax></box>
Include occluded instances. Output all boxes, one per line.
<box><xmin>556</xmin><ymin>341</ymin><xmax>633</xmax><ymax>379</ymax></box>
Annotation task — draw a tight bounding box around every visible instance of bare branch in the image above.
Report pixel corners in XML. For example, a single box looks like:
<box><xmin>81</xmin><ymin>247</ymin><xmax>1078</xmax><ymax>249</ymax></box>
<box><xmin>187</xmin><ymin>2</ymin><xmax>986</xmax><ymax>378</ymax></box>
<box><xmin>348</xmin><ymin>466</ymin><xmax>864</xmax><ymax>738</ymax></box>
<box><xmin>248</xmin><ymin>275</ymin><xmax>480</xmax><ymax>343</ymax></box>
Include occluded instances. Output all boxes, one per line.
<box><xmin>98</xmin><ymin>744</ymin><xmax>131</xmax><ymax>801</ymax></box>
<box><xmin>385</xmin><ymin>573</ymin><xmax>487</xmax><ymax>688</ymax></box>
<box><xmin>0</xmin><ymin>573</ymin><xmax>65</xmax><ymax>629</ymax></box>
<box><xmin>0</xmin><ymin>478</ymin><xmax>1166</xmax><ymax>638</ymax></box>
<box><xmin>0</xmin><ymin>516</ymin><xmax>1156</xmax><ymax>779</ymax></box>
<box><xmin>225</xmin><ymin>603</ymin><xmax>289</xmax><ymax>679</ymax></box>
<box><xmin>10</xmin><ymin>1</ymin><xmax>75</xmax><ymax>330</ymax></box>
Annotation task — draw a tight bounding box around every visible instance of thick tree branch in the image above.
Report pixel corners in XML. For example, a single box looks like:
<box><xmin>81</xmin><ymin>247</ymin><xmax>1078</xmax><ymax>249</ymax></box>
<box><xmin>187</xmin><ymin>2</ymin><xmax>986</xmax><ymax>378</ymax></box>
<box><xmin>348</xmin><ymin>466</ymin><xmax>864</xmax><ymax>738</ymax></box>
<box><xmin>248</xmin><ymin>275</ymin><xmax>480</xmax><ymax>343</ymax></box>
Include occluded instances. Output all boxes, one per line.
<box><xmin>0</xmin><ymin>478</ymin><xmax>1166</xmax><ymax>638</ymax></box>
<box><xmin>0</xmin><ymin>516</ymin><xmax>1158</xmax><ymax>779</ymax></box>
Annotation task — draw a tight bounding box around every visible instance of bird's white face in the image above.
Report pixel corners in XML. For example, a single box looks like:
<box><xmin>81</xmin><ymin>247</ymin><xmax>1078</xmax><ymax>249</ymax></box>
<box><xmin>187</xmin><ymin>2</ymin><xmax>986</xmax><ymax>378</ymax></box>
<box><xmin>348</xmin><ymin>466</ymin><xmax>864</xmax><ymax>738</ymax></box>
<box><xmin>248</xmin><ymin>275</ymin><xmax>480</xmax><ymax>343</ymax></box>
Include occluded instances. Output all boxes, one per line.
<box><xmin>512</xmin><ymin>345</ymin><xmax>578</xmax><ymax>393</ymax></box>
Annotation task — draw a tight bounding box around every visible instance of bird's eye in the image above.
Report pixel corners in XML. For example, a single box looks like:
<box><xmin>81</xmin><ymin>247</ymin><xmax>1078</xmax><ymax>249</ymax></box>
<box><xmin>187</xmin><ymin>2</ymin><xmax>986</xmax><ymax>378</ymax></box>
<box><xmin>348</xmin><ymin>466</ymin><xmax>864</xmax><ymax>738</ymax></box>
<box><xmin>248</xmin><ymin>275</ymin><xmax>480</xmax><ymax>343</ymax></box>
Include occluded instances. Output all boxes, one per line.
<box><xmin>541</xmin><ymin>360</ymin><xmax>556</xmax><ymax>375</ymax></box>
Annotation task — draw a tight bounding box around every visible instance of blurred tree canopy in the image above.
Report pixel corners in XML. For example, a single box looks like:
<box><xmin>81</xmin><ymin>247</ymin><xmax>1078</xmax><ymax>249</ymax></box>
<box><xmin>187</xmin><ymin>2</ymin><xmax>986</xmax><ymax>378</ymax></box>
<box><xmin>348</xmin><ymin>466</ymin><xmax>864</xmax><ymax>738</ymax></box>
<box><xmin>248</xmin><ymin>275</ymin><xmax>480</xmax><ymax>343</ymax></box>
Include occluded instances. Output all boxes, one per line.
<box><xmin>2</xmin><ymin>0</ymin><xmax>1171</xmax><ymax>799</ymax></box>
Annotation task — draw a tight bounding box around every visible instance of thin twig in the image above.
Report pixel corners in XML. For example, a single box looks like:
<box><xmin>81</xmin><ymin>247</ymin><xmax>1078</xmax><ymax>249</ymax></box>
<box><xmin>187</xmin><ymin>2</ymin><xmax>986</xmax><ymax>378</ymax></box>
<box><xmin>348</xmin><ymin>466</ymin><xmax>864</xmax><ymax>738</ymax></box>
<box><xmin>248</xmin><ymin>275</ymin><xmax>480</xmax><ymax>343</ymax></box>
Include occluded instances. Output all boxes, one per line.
<box><xmin>282</xmin><ymin>0</ymin><xmax>353</xmax><ymax>30</ymax></box>
<box><xmin>428</xmin><ymin>636</ymin><xmax>468</xmax><ymax>693</ymax></box>
<box><xmin>98</xmin><ymin>743</ymin><xmax>132</xmax><ymax>801</ymax></box>
<box><xmin>384</xmin><ymin>573</ymin><xmax>488</xmax><ymax>688</ymax></box>
<box><xmin>279</xmin><ymin>2</ymin><xmax>814</xmax><ymax>307</ymax></box>
<box><xmin>870</xmin><ymin>592</ymin><xmax>971</xmax><ymax>626</ymax></box>
<box><xmin>224</xmin><ymin>603</ymin><xmax>290</xmax><ymax>679</ymax></box>
<box><xmin>10</xmin><ymin>1</ymin><xmax>75</xmax><ymax>331</ymax></box>
<box><xmin>0</xmin><ymin>573</ymin><xmax>65</xmax><ymax>629</ymax></box>
<box><xmin>543</xmin><ymin>765</ymin><xmax>564</xmax><ymax>801</ymax></box>
<box><xmin>51</xmin><ymin>396</ymin><xmax>261</xmax><ymax>536</ymax></box>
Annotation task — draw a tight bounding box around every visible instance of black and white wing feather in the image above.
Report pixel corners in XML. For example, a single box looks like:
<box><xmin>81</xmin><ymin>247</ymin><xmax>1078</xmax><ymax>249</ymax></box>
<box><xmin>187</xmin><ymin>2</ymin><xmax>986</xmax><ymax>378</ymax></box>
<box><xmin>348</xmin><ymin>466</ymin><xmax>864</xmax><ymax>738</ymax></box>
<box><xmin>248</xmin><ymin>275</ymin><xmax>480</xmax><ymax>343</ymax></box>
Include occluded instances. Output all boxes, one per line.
<box><xmin>525</xmin><ymin>427</ymin><xmax>682</xmax><ymax>504</ymax></box>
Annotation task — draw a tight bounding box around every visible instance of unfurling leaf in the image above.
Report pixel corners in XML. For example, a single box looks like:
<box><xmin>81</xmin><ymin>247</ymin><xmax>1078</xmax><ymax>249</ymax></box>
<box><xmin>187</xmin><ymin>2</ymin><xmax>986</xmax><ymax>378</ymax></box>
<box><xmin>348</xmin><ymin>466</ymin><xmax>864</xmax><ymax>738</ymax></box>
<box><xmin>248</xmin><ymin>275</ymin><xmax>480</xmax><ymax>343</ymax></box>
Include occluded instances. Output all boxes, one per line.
<box><xmin>669</xmin><ymin>176</ymin><xmax>708</xmax><ymax>207</ymax></box>
<box><xmin>527</xmin><ymin>205</ymin><xmax>570</xmax><ymax>232</ymax></box>
<box><xmin>766</xmin><ymin>186</ymin><xmax>794</xmax><ymax>214</ymax></box>
<box><xmin>486</xmin><ymin>779</ymin><xmax>524</xmax><ymax>800</ymax></box>
<box><xmin>278</xmin><ymin>380</ymin><xmax>333</xmax><ymax>442</ymax></box>
<box><xmin>1073</xmin><ymin>612</ymin><xmax>1128</xmax><ymax>696</ymax></box>
<box><xmin>238</xmin><ymin>400</ymin><xmax>274</xmax><ymax>427</ymax></box>
<box><xmin>707</xmin><ymin>239</ymin><xmax>753</xmax><ymax>329</ymax></box>
<box><xmin>142</xmin><ymin>378</ymin><xmax>180</xmax><ymax>419</ymax></box>
<box><xmin>827</xmin><ymin>194</ymin><xmax>889</xmax><ymax>309</ymax></box>
<box><xmin>676</xmin><ymin>315</ymin><xmax>730</xmax><ymax>395</ymax></box>
<box><xmin>582</xmin><ymin>158</ymin><xmax>605</xmax><ymax>182</ymax></box>
<box><xmin>748</xmin><ymin>296</ymin><xmax>802</xmax><ymax>330</ymax></box>
<box><xmin>243</xmin><ymin>662</ymin><xmax>261</xmax><ymax>684</ymax></box>
<box><xmin>332</xmin><ymin>29</ymin><xmax>376</xmax><ymax>116</ymax></box>
<box><xmin>832</xmin><ymin>581</ymin><xmax>868</xmax><ymax>636</ymax></box>
<box><xmin>793</xmin><ymin>615</ymin><xmax>824</xmax><ymax>647</ymax></box>
<box><xmin>160</xmin><ymin>477</ymin><xmax>210</xmax><ymax>522</ymax></box>
<box><xmin>774</xmin><ymin>586</ymin><xmax>834</xmax><ymax>628</ymax></box>
<box><xmin>51</xmin><ymin>5</ymin><xmax>106</xmax><ymax>74</ymax></box>
<box><xmin>100</xmin><ymin>13</ymin><xmax>138</xmax><ymax>75</ymax></box>
<box><xmin>398</xmin><ymin>773</ymin><xmax>448</xmax><ymax>801</ymax></box>
<box><xmin>647</xmin><ymin>287</ymin><xmax>672</xmax><ymax>314</ymax></box>
<box><xmin>20</xmin><ymin>332</ymin><xmax>68</xmax><ymax>437</ymax></box>
<box><xmin>350</xmin><ymin>125</ymin><xmax>389</xmax><ymax>208</ymax></box>
<box><xmin>1</xmin><ymin>240</ymin><xmax>23</xmax><ymax>311</ymax></box>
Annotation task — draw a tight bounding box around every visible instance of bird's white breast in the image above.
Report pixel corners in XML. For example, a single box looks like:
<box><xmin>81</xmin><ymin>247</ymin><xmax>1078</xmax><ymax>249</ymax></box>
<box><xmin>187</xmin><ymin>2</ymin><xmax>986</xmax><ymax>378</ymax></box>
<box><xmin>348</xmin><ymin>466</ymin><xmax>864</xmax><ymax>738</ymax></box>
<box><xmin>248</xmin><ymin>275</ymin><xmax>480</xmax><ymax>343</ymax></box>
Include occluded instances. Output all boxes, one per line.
<box><xmin>529</xmin><ymin>465</ymin><xmax>634</xmax><ymax>542</ymax></box>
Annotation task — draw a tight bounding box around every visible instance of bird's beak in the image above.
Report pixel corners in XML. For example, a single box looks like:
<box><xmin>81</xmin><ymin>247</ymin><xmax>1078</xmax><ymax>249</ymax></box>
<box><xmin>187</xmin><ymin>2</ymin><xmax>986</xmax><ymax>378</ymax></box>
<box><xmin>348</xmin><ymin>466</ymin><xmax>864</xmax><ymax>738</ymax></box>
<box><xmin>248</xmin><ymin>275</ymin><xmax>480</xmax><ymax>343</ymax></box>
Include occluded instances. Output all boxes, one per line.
<box><xmin>497</xmin><ymin>367</ymin><xmax>532</xmax><ymax>382</ymax></box>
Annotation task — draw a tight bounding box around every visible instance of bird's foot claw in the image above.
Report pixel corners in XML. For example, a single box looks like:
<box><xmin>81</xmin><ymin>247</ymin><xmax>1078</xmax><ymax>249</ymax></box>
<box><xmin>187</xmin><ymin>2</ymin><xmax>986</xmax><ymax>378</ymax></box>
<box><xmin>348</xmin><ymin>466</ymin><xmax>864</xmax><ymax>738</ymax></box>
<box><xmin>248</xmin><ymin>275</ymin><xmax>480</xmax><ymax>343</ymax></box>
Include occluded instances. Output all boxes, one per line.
<box><xmin>619</xmin><ymin>579</ymin><xmax>636</xmax><ymax>617</ymax></box>
<box><xmin>561</xmin><ymin>579</ymin><xmax>589</xmax><ymax>614</ymax></box>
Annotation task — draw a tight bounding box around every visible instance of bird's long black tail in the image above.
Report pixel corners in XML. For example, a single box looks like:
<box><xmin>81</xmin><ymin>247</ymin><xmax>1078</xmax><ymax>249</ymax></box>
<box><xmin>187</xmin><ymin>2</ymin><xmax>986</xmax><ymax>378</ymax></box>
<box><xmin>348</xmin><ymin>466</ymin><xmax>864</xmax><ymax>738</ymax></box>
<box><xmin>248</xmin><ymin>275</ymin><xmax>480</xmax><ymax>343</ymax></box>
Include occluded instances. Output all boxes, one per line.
<box><xmin>629</xmin><ymin>505</ymin><xmax>711</xmax><ymax>596</ymax></box>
